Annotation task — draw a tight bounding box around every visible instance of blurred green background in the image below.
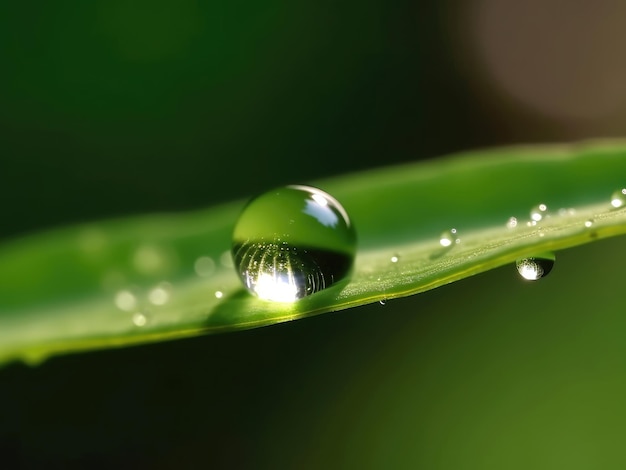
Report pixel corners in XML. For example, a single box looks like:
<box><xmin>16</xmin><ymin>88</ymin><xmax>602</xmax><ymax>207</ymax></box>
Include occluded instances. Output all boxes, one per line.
<box><xmin>2</xmin><ymin>0</ymin><xmax>626</xmax><ymax>467</ymax></box>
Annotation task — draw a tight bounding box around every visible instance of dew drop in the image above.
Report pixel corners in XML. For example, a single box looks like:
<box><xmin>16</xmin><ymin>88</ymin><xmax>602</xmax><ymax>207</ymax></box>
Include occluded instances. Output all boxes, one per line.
<box><xmin>379</xmin><ymin>299</ymin><xmax>387</xmax><ymax>306</ymax></box>
<box><xmin>515</xmin><ymin>253</ymin><xmax>555</xmax><ymax>281</ymax></box>
<box><xmin>232</xmin><ymin>185</ymin><xmax>356</xmax><ymax>302</ymax></box>
<box><xmin>148</xmin><ymin>282</ymin><xmax>171</xmax><ymax>306</ymax></box>
<box><xmin>114</xmin><ymin>289</ymin><xmax>137</xmax><ymax>311</ymax></box>
<box><xmin>132</xmin><ymin>312</ymin><xmax>149</xmax><ymax>327</ymax></box>
<box><xmin>390</xmin><ymin>255</ymin><xmax>399</xmax><ymax>263</ymax></box>
<box><xmin>506</xmin><ymin>217</ymin><xmax>518</xmax><ymax>229</ymax></box>
<box><xmin>194</xmin><ymin>256</ymin><xmax>216</xmax><ymax>277</ymax></box>
<box><xmin>530</xmin><ymin>203</ymin><xmax>548</xmax><ymax>222</ymax></box>
<box><xmin>133</xmin><ymin>245</ymin><xmax>163</xmax><ymax>273</ymax></box>
<box><xmin>215</xmin><ymin>290</ymin><xmax>224</xmax><ymax>299</ymax></box>
<box><xmin>584</xmin><ymin>219</ymin><xmax>594</xmax><ymax>228</ymax></box>
<box><xmin>439</xmin><ymin>228</ymin><xmax>459</xmax><ymax>247</ymax></box>
<box><xmin>610</xmin><ymin>188</ymin><xmax>626</xmax><ymax>208</ymax></box>
<box><xmin>220</xmin><ymin>250</ymin><xmax>234</xmax><ymax>268</ymax></box>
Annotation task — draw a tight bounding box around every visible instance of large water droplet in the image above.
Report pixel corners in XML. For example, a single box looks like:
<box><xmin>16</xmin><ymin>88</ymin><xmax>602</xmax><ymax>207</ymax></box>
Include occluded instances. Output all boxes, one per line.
<box><xmin>439</xmin><ymin>228</ymin><xmax>459</xmax><ymax>247</ymax></box>
<box><xmin>232</xmin><ymin>185</ymin><xmax>356</xmax><ymax>302</ymax></box>
<box><xmin>610</xmin><ymin>188</ymin><xmax>626</xmax><ymax>208</ymax></box>
<box><xmin>515</xmin><ymin>253</ymin><xmax>555</xmax><ymax>281</ymax></box>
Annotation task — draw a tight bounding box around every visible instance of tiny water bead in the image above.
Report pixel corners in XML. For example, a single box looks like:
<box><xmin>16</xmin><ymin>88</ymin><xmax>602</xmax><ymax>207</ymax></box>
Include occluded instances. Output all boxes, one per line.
<box><xmin>439</xmin><ymin>228</ymin><xmax>460</xmax><ymax>247</ymax></box>
<box><xmin>232</xmin><ymin>185</ymin><xmax>357</xmax><ymax>302</ymax></box>
<box><xmin>132</xmin><ymin>312</ymin><xmax>149</xmax><ymax>327</ymax></box>
<box><xmin>610</xmin><ymin>188</ymin><xmax>626</xmax><ymax>208</ymax></box>
<box><xmin>530</xmin><ymin>203</ymin><xmax>548</xmax><ymax>222</ymax></box>
<box><xmin>506</xmin><ymin>216</ymin><xmax>518</xmax><ymax>229</ymax></box>
<box><xmin>515</xmin><ymin>253</ymin><xmax>555</xmax><ymax>281</ymax></box>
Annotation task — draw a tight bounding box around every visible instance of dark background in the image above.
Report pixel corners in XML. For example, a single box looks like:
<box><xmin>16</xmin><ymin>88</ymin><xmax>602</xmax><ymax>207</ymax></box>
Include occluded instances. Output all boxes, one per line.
<box><xmin>2</xmin><ymin>0</ymin><xmax>626</xmax><ymax>468</ymax></box>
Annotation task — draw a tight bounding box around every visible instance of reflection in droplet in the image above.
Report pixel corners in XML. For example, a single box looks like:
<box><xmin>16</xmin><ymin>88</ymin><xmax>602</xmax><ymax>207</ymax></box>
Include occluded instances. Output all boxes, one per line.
<box><xmin>194</xmin><ymin>256</ymin><xmax>216</xmax><ymax>277</ymax></box>
<box><xmin>379</xmin><ymin>299</ymin><xmax>387</xmax><ymax>305</ymax></box>
<box><xmin>148</xmin><ymin>282</ymin><xmax>171</xmax><ymax>306</ymax></box>
<box><xmin>390</xmin><ymin>255</ymin><xmax>399</xmax><ymax>263</ymax></box>
<box><xmin>530</xmin><ymin>203</ymin><xmax>548</xmax><ymax>222</ymax></box>
<box><xmin>610</xmin><ymin>188</ymin><xmax>626</xmax><ymax>208</ymax></box>
<box><xmin>114</xmin><ymin>290</ymin><xmax>137</xmax><ymax>311</ymax></box>
<box><xmin>584</xmin><ymin>219</ymin><xmax>594</xmax><ymax>228</ymax></box>
<box><xmin>231</xmin><ymin>185</ymin><xmax>356</xmax><ymax>302</ymax></box>
<box><xmin>515</xmin><ymin>253</ymin><xmax>555</xmax><ymax>281</ymax></box>
<box><xmin>215</xmin><ymin>290</ymin><xmax>224</xmax><ymax>299</ymax></box>
<box><xmin>132</xmin><ymin>312</ymin><xmax>149</xmax><ymax>327</ymax></box>
<box><xmin>439</xmin><ymin>228</ymin><xmax>460</xmax><ymax>247</ymax></box>
<box><xmin>506</xmin><ymin>217</ymin><xmax>518</xmax><ymax>229</ymax></box>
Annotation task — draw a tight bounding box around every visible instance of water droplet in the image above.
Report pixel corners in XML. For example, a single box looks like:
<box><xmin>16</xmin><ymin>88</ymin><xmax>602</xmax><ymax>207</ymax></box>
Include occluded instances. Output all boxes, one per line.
<box><xmin>194</xmin><ymin>256</ymin><xmax>216</xmax><ymax>277</ymax></box>
<box><xmin>220</xmin><ymin>250</ymin><xmax>234</xmax><ymax>268</ymax></box>
<box><xmin>515</xmin><ymin>253</ymin><xmax>555</xmax><ymax>281</ymax></box>
<box><xmin>506</xmin><ymin>217</ymin><xmax>518</xmax><ymax>229</ymax></box>
<box><xmin>439</xmin><ymin>228</ymin><xmax>459</xmax><ymax>247</ymax></box>
<box><xmin>114</xmin><ymin>289</ymin><xmax>137</xmax><ymax>311</ymax></box>
<box><xmin>379</xmin><ymin>299</ymin><xmax>387</xmax><ymax>305</ymax></box>
<box><xmin>132</xmin><ymin>312</ymin><xmax>149</xmax><ymax>327</ymax></box>
<box><xmin>390</xmin><ymin>255</ymin><xmax>399</xmax><ymax>263</ymax></box>
<box><xmin>215</xmin><ymin>290</ymin><xmax>224</xmax><ymax>299</ymax></box>
<box><xmin>232</xmin><ymin>185</ymin><xmax>356</xmax><ymax>302</ymax></box>
<box><xmin>148</xmin><ymin>282</ymin><xmax>171</xmax><ymax>306</ymax></box>
<box><xmin>584</xmin><ymin>219</ymin><xmax>594</xmax><ymax>228</ymax></box>
<box><xmin>133</xmin><ymin>245</ymin><xmax>175</xmax><ymax>275</ymax></box>
<box><xmin>530</xmin><ymin>203</ymin><xmax>548</xmax><ymax>222</ymax></box>
<box><xmin>610</xmin><ymin>188</ymin><xmax>626</xmax><ymax>208</ymax></box>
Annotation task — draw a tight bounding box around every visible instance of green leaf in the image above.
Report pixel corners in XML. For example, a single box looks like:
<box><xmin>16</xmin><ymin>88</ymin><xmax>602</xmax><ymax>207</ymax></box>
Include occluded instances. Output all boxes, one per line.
<box><xmin>2</xmin><ymin>140</ymin><xmax>626</xmax><ymax>366</ymax></box>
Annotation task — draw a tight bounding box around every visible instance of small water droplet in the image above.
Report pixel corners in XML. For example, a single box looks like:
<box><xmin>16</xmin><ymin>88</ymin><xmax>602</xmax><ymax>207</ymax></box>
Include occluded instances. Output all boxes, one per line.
<box><xmin>506</xmin><ymin>217</ymin><xmax>518</xmax><ymax>229</ymax></box>
<box><xmin>148</xmin><ymin>282</ymin><xmax>171</xmax><ymax>306</ymax></box>
<box><xmin>439</xmin><ymin>228</ymin><xmax>459</xmax><ymax>247</ymax></box>
<box><xmin>584</xmin><ymin>219</ymin><xmax>594</xmax><ymax>228</ymax></box>
<box><xmin>215</xmin><ymin>290</ymin><xmax>224</xmax><ymax>299</ymax></box>
<box><xmin>114</xmin><ymin>289</ymin><xmax>137</xmax><ymax>311</ymax></box>
<box><xmin>132</xmin><ymin>312</ymin><xmax>149</xmax><ymax>327</ymax></box>
<box><xmin>530</xmin><ymin>203</ymin><xmax>548</xmax><ymax>222</ymax></box>
<box><xmin>232</xmin><ymin>185</ymin><xmax>356</xmax><ymax>302</ymax></box>
<box><xmin>610</xmin><ymin>188</ymin><xmax>626</xmax><ymax>208</ymax></box>
<box><xmin>390</xmin><ymin>255</ymin><xmax>399</xmax><ymax>263</ymax></box>
<box><xmin>133</xmin><ymin>245</ymin><xmax>175</xmax><ymax>275</ymax></box>
<box><xmin>220</xmin><ymin>250</ymin><xmax>234</xmax><ymax>268</ymax></box>
<box><xmin>515</xmin><ymin>253</ymin><xmax>555</xmax><ymax>281</ymax></box>
<box><xmin>194</xmin><ymin>256</ymin><xmax>216</xmax><ymax>277</ymax></box>
<box><xmin>379</xmin><ymin>299</ymin><xmax>387</xmax><ymax>305</ymax></box>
